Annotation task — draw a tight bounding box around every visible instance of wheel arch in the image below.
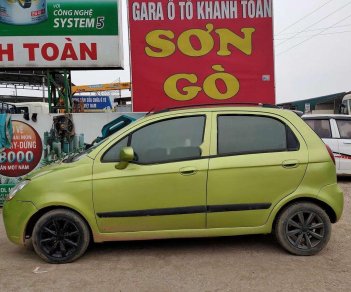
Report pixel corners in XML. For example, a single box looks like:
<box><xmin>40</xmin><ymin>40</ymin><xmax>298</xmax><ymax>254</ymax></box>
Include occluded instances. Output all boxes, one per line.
<box><xmin>25</xmin><ymin>206</ymin><xmax>94</xmax><ymax>242</ymax></box>
<box><xmin>272</xmin><ymin>197</ymin><xmax>337</xmax><ymax>231</ymax></box>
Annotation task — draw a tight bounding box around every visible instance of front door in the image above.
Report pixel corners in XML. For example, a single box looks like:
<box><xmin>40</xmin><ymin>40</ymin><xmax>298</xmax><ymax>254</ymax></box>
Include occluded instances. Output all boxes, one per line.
<box><xmin>92</xmin><ymin>114</ymin><xmax>210</xmax><ymax>233</ymax></box>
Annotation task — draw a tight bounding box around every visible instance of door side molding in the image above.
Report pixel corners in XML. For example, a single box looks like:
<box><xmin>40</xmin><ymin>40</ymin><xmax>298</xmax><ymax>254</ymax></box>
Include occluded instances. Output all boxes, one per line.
<box><xmin>96</xmin><ymin>203</ymin><xmax>272</xmax><ymax>218</ymax></box>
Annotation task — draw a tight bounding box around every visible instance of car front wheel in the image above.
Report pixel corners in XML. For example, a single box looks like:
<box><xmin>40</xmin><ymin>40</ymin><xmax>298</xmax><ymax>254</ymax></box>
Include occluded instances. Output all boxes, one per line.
<box><xmin>32</xmin><ymin>209</ymin><xmax>90</xmax><ymax>264</ymax></box>
<box><xmin>275</xmin><ymin>202</ymin><xmax>331</xmax><ymax>256</ymax></box>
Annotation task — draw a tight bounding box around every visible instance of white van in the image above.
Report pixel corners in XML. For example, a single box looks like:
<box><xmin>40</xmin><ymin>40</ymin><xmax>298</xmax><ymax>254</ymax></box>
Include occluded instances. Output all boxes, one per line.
<box><xmin>303</xmin><ymin>114</ymin><xmax>351</xmax><ymax>175</ymax></box>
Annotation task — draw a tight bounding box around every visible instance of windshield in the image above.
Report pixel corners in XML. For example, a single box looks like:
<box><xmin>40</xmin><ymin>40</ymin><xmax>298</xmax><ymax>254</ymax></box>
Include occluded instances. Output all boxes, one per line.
<box><xmin>61</xmin><ymin>114</ymin><xmax>144</xmax><ymax>164</ymax></box>
<box><xmin>62</xmin><ymin>138</ymin><xmax>108</xmax><ymax>163</ymax></box>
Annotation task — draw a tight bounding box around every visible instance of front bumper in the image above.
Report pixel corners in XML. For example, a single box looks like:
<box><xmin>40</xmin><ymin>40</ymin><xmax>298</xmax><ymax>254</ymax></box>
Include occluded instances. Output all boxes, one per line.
<box><xmin>2</xmin><ymin>199</ymin><xmax>37</xmax><ymax>245</ymax></box>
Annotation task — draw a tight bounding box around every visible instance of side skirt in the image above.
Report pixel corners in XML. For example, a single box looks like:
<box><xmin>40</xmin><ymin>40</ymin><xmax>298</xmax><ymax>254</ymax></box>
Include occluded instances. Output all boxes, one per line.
<box><xmin>93</xmin><ymin>225</ymin><xmax>272</xmax><ymax>243</ymax></box>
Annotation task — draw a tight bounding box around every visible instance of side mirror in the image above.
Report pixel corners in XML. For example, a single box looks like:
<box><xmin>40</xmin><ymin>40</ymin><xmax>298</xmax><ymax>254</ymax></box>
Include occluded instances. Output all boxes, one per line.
<box><xmin>115</xmin><ymin>147</ymin><xmax>134</xmax><ymax>169</ymax></box>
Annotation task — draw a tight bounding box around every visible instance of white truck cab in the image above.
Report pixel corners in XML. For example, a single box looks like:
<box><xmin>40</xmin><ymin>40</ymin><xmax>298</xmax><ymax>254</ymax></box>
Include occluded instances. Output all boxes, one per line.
<box><xmin>340</xmin><ymin>94</ymin><xmax>351</xmax><ymax>115</ymax></box>
<box><xmin>10</xmin><ymin>102</ymin><xmax>49</xmax><ymax>115</ymax></box>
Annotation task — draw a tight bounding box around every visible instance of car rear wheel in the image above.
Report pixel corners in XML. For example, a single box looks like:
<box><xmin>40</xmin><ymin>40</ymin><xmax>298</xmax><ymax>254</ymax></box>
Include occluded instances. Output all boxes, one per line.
<box><xmin>275</xmin><ymin>202</ymin><xmax>331</xmax><ymax>256</ymax></box>
<box><xmin>32</xmin><ymin>209</ymin><xmax>90</xmax><ymax>264</ymax></box>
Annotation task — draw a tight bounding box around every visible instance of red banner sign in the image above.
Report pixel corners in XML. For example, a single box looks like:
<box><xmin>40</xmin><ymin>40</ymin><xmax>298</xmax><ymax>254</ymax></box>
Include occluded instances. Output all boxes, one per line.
<box><xmin>129</xmin><ymin>0</ymin><xmax>275</xmax><ymax>112</ymax></box>
<box><xmin>0</xmin><ymin>121</ymin><xmax>43</xmax><ymax>177</ymax></box>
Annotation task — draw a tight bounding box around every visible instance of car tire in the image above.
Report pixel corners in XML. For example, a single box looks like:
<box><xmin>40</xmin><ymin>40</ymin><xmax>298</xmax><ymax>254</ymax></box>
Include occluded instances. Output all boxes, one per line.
<box><xmin>275</xmin><ymin>202</ymin><xmax>331</xmax><ymax>256</ymax></box>
<box><xmin>32</xmin><ymin>209</ymin><xmax>90</xmax><ymax>264</ymax></box>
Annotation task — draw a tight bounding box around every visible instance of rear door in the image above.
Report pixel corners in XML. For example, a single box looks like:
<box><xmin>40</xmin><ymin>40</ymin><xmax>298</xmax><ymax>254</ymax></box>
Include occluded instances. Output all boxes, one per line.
<box><xmin>207</xmin><ymin>112</ymin><xmax>308</xmax><ymax>228</ymax></box>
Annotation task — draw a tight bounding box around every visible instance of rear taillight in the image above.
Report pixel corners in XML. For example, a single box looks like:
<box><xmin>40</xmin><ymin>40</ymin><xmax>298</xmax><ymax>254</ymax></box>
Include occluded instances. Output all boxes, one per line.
<box><xmin>325</xmin><ymin>144</ymin><xmax>335</xmax><ymax>165</ymax></box>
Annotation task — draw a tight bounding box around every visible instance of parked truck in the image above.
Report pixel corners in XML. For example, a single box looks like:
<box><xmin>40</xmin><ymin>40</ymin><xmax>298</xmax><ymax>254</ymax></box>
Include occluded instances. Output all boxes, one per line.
<box><xmin>279</xmin><ymin>92</ymin><xmax>351</xmax><ymax>115</ymax></box>
<box><xmin>340</xmin><ymin>93</ymin><xmax>351</xmax><ymax>115</ymax></box>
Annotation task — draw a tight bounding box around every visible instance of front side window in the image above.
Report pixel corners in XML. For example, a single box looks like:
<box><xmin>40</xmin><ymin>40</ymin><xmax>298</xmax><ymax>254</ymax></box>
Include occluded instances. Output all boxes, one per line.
<box><xmin>130</xmin><ymin>116</ymin><xmax>205</xmax><ymax>164</ymax></box>
<box><xmin>217</xmin><ymin>115</ymin><xmax>299</xmax><ymax>156</ymax></box>
<box><xmin>336</xmin><ymin>119</ymin><xmax>351</xmax><ymax>139</ymax></box>
<box><xmin>304</xmin><ymin>119</ymin><xmax>332</xmax><ymax>139</ymax></box>
<box><xmin>103</xmin><ymin>116</ymin><xmax>206</xmax><ymax>164</ymax></box>
<box><xmin>102</xmin><ymin>137</ymin><xmax>129</xmax><ymax>162</ymax></box>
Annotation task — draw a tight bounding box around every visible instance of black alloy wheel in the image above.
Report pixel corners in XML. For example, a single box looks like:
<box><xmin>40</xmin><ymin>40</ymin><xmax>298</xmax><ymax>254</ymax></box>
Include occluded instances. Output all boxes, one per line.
<box><xmin>286</xmin><ymin>211</ymin><xmax>325</xmax><ymax>250</ymax></box>
<box><xmin>275</xmin><ymin>202</ymin><xmax>331</xmax><ymax>256</ymax></box>
<box><xmin>39</xmin><ymin>218</ymin><xmax>80</xmax><ymax>259</ymax></box>
<box><xmin>32</xmin><ymin>209</ymin><xmax>90</xmax><ymax>263</ymax></box>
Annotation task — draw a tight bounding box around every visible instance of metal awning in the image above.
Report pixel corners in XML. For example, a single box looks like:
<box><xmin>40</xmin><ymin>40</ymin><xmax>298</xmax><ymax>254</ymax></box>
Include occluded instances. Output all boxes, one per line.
<box><xmin>0</xmin><ymin>70</ymin><xmax>68</xmax><ymax>88</ymax></box>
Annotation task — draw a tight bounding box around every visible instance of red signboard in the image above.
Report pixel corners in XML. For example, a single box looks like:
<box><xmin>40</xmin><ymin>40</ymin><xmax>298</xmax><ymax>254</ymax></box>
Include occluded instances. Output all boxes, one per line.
<box><xmin>0</xmin><ymin>121</ymin><xmax>43</xmax><ymax>177</ymax></box>
<box><xmin>129</xmin><ymin>0</ymin><xmax>275</xmax><ymax>112</ymax></box>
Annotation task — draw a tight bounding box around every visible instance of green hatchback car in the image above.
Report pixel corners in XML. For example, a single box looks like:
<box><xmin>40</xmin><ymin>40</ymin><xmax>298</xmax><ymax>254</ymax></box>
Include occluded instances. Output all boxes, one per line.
<box><xmin>3</xmin><ymin>106</ymin><xmax>344</xmax><ymax>263</ymax></box>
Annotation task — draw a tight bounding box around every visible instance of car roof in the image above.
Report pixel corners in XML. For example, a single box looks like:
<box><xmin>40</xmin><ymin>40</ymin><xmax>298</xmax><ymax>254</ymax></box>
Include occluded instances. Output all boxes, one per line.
<box><xmin>148</xmin><ymin>105</ymin><xmax>294</xmax><ymax>117</ymax></box>
<box><xmin>152</xmin><ymin>103</ymin><xmax>275</xmax><ymax>113</ymax></box>
<box><xmin>302</xmin><ymin>114</ymin><xmax>351</xmax><ymax>120</ymax></box>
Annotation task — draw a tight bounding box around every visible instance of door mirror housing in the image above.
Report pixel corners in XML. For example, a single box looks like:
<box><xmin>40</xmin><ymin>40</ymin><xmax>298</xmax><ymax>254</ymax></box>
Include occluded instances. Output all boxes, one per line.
<box><xmin>115</xmin><ymin>147</ymin><xmax>134</xmax><ymax>169</ymax></box>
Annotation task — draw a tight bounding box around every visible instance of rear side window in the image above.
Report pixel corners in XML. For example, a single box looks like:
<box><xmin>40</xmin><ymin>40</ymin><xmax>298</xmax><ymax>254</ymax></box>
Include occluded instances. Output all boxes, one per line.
<box><xmin>304</xmin><ymin>119</ymin><xmax>332</xmax><ymax>138</ymax></box>
<box><xmin>217</xmin><ymin>115</ymin><xmax>299</xmax><ymax>156</ymax></box>
<box><xmin>336</xmin><ymin>120</ymin><xmax>351</xmax><ymax>139</ymax></box>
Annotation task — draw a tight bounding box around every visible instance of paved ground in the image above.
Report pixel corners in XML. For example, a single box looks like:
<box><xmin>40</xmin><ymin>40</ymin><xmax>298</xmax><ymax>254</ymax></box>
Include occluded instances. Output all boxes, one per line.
<box><xmin>0</xmin><ymin>179</ymin><xmax>350</xmax><ymax>292</ymax></box>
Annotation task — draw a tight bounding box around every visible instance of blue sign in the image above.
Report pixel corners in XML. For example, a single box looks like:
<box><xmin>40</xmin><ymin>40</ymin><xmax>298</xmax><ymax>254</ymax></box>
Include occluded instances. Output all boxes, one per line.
<box><xmin>72</xmin><ymin>96</ymin><xmax>113</xmax><ymax>110</ymax></box>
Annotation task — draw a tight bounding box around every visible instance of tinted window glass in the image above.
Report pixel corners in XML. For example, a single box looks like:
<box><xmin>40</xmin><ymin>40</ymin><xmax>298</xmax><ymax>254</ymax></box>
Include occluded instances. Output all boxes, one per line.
<box><xmin>336</xmin><ymin>120</ymin><xmax>351</xmax><ymax>139</ymax></box>
<box><xmin>130</xmin><ymin>116</ymin><xmax>205</xmax><ymax>164</ymax></box>
<box><xmin>16</xmin><ymin>107</ymin><xmax>29</xmax><ymax>114</ymax></box>
<box><xmin>102</xmin><ymin>137</ymin><xmax>128</xmax><ymax>162</ymax></box>
<box><xmin>218</xmin><ymin>115</ymin><xmax>289</xmax><ymax>155</ymax></box>
<box><xmin>304</xmin><ymin>119</ymin><xmax>332</xmax><ymax>138</ymax></box>
<box><xmin>340</xmin><ymin>101</ymin><xmax>349</xmax><ymax>115</ymax></box>
<box><xmin>286</xmin><ymin>126</ymin><xmax>300</xmax><ymax>151</ymax></box>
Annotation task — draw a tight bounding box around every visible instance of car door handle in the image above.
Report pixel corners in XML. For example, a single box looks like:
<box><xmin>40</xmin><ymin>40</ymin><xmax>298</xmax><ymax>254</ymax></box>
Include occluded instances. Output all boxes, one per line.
<box><xmin>282</xmin><ymin>160</ymin><xmax>299</xmax><ymax>168</ymax></box>
<box><xmin>179</xmin><ymin>167</ymin><xmax>197</xmax><ymax>176</ymax></box>
<box><xmin>343</xmin><ymin>141</ymin><xmax>351</xmax><ymax>144</ymax></box>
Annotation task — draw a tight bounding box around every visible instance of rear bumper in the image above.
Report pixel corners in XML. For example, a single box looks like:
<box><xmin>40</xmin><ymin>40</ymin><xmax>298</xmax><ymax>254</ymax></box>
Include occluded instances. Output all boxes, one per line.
<box><xmin>317</xmin><ymin>183</ymin><xmax>344</xmax><ymax>222</ymax></box>
<box><xmin>2</xmin><ymin>200</ymin><xmax>37</xmax><ymax>245</ymax></box>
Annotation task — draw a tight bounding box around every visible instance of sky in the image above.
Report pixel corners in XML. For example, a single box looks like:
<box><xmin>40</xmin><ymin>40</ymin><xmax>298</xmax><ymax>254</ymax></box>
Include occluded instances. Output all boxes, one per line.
<box><xmin>273</xmin><ymin>0</ymin><xmax>351</xmax><ymax>102</ymax></box>
<box><xmin>71</xmin><ymin>0</ymin><xmax>351</xmax><ymax>103</ymax></box>
<box><xmin>3</xmin><ymin>0</ymin><xmax>351</xmax><ymax>103</ymax></box>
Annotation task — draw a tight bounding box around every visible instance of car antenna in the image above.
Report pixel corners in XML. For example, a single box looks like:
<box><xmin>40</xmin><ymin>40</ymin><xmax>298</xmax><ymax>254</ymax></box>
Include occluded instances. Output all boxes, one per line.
<box><xmin>145</xmin><ymin>108</ymin><xmax>155</xmax><ymax>116</ymax></box>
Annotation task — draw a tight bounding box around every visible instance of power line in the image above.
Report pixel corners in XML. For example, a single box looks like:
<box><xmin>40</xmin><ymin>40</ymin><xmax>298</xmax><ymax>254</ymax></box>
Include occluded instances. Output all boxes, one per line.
<box><xmin>277</xmin><ymin>13</ymin><xmax>351</xmax><ymax>56</ymax></box>
<box><xmin>275</xmin><ymin>29</ymin><xmax>351</xmax><ymax>41</ymax></box>
<box><xmin>276</xmin><ymin>1</ymin><xmax>351</xmax><ymax>47</ymax></box>
<box><xmin>276</xmin><ymin>0</ymin><xmax>334</xmax><ymax>35</ymax></box>
<box><xmin>275</xmin><ymin>24</ymin><xmax>351</xmax><ymax>36</ymax></box>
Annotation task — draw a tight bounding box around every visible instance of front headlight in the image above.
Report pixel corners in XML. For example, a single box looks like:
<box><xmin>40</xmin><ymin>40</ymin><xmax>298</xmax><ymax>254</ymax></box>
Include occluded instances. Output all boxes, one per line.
<box><xmin>6</xmin><ymin>180</ymin><xmax>30</xmax><ymax>201</ymax></box>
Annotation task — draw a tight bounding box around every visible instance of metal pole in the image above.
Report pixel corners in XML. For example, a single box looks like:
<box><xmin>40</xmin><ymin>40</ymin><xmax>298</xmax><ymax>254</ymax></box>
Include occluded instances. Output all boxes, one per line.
<box><xmin>47</xmin><ymin>70</ymin><xmax>52</xmax><ymax>113</ymax></box>
<box><xmin>63</xmin><ymin>70</ymin><xmax>69</xmax><ymax>113</ymax></box>
<box><xmin>42</xmin><ymin>76</ymin><xmax>46</xmax><ymax>103</ymax></box>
